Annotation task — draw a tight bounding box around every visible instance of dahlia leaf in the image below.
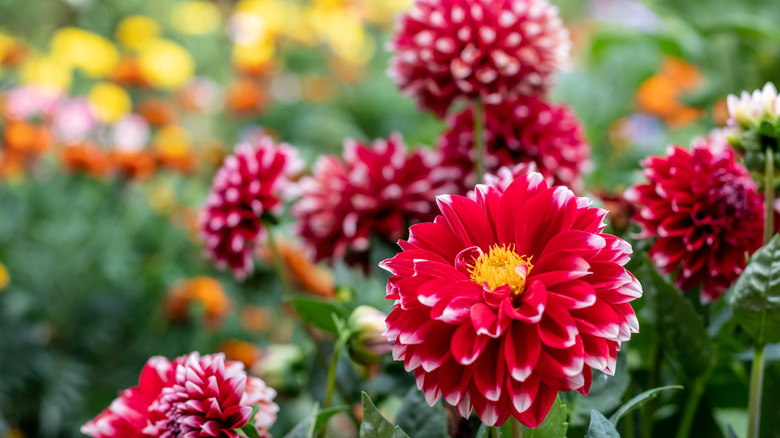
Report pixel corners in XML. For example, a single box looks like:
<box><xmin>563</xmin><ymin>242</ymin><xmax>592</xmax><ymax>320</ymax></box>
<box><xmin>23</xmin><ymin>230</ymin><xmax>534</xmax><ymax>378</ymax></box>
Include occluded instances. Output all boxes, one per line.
<box><xmin>608</xmin><ymin>385</ymin><xmax>683</xmax><ymax>425</ymax></box>
<box><xmin>569</xmin><ymin>350</ymin><xmax>629</xmax><ymax>427</ymax></box>
<box><xmin>648</xmin><ymin>264</ymin><xmax>714</xmax><ymax>377</ymax></box>
<box><xmin>282</xmin><ymin>403</ymin><xmax>348</xmax><ymax>438</ymax></box>
<box><xmin>239</xmin><ymin>424</ymin><xmax>261</xmax><ymax>438</ymax></box>
<box><xmin>731</xmin><ymin>234</ymin><xmax>780</xmax><ymax>345</ymax></box>
<box><xmin>395</xmin><ymin>387</ymin><xmax>448</xmax><ymax>438</ymax></box>
<box><xmin>586</xmin><ymin>410</ymin><xmax>620</xmax><ymax>438</ymax></box>
<box><xmin>288</xmin><ymin>295</ymin><xmax>349</xmax><ymax>335</ymax></box>
<box><xmin>360</xmin><ymin>392</ymin><xmax>410</xmax><ymax>438</ymax></box>
<box><xmin>519</xmin><ymin>395</ymin><xmax>568</xmax><ymax>438</ymax></box>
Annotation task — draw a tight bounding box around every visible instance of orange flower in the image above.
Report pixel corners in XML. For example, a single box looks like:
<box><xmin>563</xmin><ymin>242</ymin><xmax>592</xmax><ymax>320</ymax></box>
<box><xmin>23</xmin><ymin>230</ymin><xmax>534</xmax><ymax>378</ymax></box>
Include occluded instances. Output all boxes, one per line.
<box><xmin>111</xmin><ymin>56</ymin><xmax>148</xmax><ymax>87</ymax></box>
<box><xmin>220</xmin><ymin>340</ymin><xmax>260</xmax><ymax>369</ymax></box>
<box><xmin>261</xmin><ymin>240</ymin><xmax>335</xmax><ymax>298</ymax></box>
<box><xmin>226</xmin><ymin>78</ymin><xmax>267</xmax><ymax>113</ymax></box>
<box><xmin>0</xmin><ymin>150</ymin><xmax>25</xmax><ymax>179</ymax></box>
<box><xmin>112</xmin><ymin>150</ymin><xmax>156</xmax><ymax>179</ymax></box>
<box><xmin>636</xmin><ymin>57</ymin><xmax>703</xmax><ymax>129</ymax></box>
<box><xmin>3</xmin><ymin>120</ymin><xmax>52</xmax><ymax>155</ymax></box>
<box><xmin>165</xmin><ymin>276</ymin><xmax>231</xmax><ymax>327</ymax></box>
<box><xmin>152</xmin><ymin>125</ymin><xmax>195</xmax><ymax>172</ymax></box>
<box><xmin>636</xmin><ymin>74</ymin><xmax>679</xmax><ymax>117</ymax></box>
<box><xmin>137</xmin><ymin>98</ymin><xmax>178</xmax><ymax>126</ymax></box>
<box><xmin>239</xmin><ymin>305</ymin><xmax>272</xmax><ymax>333</ymax></box>
<box><xmin>712</xmin><ymin>97</ymin><xmax>729</xmax><ymax>127</ymax></box>
<box><xmin>661</xmin><ymin>57</ymin><xmax>701</xmax><ymax>91</ymax></box>
<box><xmin>61</xmin><ymin>143</ymin><xmax>113</xmax><ymax>178</ymax></box>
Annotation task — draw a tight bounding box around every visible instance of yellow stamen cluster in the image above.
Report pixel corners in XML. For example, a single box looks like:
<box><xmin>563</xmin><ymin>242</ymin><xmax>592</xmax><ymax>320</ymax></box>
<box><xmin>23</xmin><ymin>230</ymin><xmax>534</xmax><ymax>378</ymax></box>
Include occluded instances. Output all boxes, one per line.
<box><xmin>469</xmin><ymin>244</ymin><xmax>533</xmax><ymax>297</ymax></box>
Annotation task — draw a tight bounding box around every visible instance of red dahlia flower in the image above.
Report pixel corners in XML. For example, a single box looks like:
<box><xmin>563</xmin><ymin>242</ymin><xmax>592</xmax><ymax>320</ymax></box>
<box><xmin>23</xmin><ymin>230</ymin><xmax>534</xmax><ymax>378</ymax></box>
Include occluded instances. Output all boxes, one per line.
<box><xmin>294</xmin><ymin>134</ymin><xmax>457</xmax><ymax>269</ymax></box>
<box><xmin>389</xmin><ymin>0</ymin><xmax>571</xmax><ymax>116</ymax></box>
<box><xmin>146</xmin><ymin>353</ymin><xmax>275</xmax><ymax>438</ymax></box>
<box><xmin>381</xmin><ymin>173</ymin><xmax>641</xmax><ymax>427</ymax></box>
<box><xmin>438</xmin><ymin>96</ymin><xmax>589</xmax><ymax>195</ymax></box>
<box><xmin>81</xmin><ymin>357</ymin><xmax>175</xmax><ymax>438</ymax></box>
<box><xmin>200</xmin><ymin>136</ymin><xmax>303</xmax><ymax>279</ymax></box>
<box><xmin>625</xmin><ymin>135</ymin><xmax>763</xmax><ymax>302</ymax></box>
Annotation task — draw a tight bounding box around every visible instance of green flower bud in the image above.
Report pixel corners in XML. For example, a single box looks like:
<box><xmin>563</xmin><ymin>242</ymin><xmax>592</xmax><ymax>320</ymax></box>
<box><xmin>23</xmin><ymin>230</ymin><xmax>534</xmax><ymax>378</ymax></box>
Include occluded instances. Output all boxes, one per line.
<box><xmin>347</xmin><ymin>305</ymin><xmax>392</xmax><ymax>365</ymax></box>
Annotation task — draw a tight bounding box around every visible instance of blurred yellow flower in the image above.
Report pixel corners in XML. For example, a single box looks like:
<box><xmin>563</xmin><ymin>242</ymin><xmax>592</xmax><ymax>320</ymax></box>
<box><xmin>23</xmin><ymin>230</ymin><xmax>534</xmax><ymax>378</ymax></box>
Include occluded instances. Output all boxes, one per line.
<box><xmin>307</xmin><ymin>7</ymin><xmax>374</xmax><ymax>64</ymax></box>
<box><xmin>153</xmin><ymin>125</ymin><xmax>195</xmax><ymax>172</ymax></box>
<box><xmin>232</xmin><ymin>39</ymin><xmax>275</xmax><ymax>72</ymax></box>
<box><xmin>0</xmin><ymin>263</ymin><xmax>9</xmax><ymax>291</ymax></box>
<box><xmin>172</xmin><ymin>1</ymin><xmax>222</xmax><ymax>35</ymax></box>
<box><xmin>88</xmin><ymin>82</ymin><xmax>131</xmax><ymax>123</ymax></box>
<box><xmin>20</xmin><ymin>55</ymin><xmax>72</xmax><ymax>91</ymax></box>
<box><xmin>0</xmin><ymin>33</ymin><xmax>15</xmax><ymax>61</ymax></box>
<box><xmin>51</xmin><ymin>28</ymin><xmax>119</xmax><ymax>78</ymax></box>
<box><xmin>138</xmin><ymin>39</ymin><xmax>195</xmax><ymax>90</ymax></box>
<box><xmin>116</xmin><ymin>15</ymin><xmax>160</xmax><ymax>51</ymax></box>
<box><xmin>232</xmin><ymin>0</ymin><xmax>286</xmax><ymax>43</ymax></box>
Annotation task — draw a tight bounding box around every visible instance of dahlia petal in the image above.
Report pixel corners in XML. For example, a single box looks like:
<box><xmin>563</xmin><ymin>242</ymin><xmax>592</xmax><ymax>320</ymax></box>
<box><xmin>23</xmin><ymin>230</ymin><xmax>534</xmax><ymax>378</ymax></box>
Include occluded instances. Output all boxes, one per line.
<box><xmin>501</xmin><ymin>281</ymin><xmax>546</xmax><ymax>323</ymax></box>
<box><xmin>504</xmin><ymin>322</ymin><xmax>541</xmax><ymax>382</ymax></box>
<box><xmin>572</xmin><ymin>300</ymin><xmax>620</xmax><ymax>340</ymax></box>
<box><xmin>496</xmin><ymin>173</ymin><xmax>549</xmax><ymax>243</ymax></box>
<box><xmin>537</xmin><ymin>302</ymin><xmax>578</xmax><ymax>349</ymax></box>
<box><xmin>546</xmin><ymin>280</ymin><xmax>596</xmax><ymax>309</ymax></box>
<box><xmin>471</xmin><ymin>302</ymin><xmax>502</xmax><ymax>338</ymax></box>
<box><xmin>431</xmin><ymin>292</ymin><xmax>482</xmax><ymax>323</ymax></box>
<box><xmin>451</xmin><ymin>322</ymin><xmax>489</xmax><ymax>365</ymax></box>
<box><xmin>513</xmin><ymin>382</ymin><xmax>558</xmax><ymax>428</ymax></box>
<box><xmin>512</xmin><ymin>186</ymin><xmax>577</xmax><ymax>258</ymax></box>
<box><xmin>436</xmin><ymin>194</ymin><xmax>495</xmax><ymax>250</ymax></box>
<box><xmin>473</xmin><ymin>342</ymin><xmax>503</xmax><ymax>402</ymax></box>
<box><xmin>439</xmin><ymin>360</ymin><xmax>472</xmax><ymax>406</ymax></box>
<box><xmin>507</xmin><ymin>372</ymin><xmax>540</xmax><ymax>414</ymax></box>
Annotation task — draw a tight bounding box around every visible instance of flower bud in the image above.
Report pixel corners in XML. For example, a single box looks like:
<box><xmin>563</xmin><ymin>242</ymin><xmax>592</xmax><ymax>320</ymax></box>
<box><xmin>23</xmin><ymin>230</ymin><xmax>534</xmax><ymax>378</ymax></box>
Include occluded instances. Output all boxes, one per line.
<box><xmin>347</xmin><ymin>305</ymin><xmax>392</xmax><ymax>365</ymax></box>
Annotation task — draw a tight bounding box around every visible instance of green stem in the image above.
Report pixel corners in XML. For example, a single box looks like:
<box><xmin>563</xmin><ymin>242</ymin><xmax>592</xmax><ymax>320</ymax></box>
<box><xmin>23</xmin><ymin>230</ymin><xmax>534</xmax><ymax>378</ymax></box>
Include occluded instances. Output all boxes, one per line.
<box><xmin>510</xmin><ymin>417</ymin><xmax>523</xmax><ymax>438</ymax></box>
<box><xmin>748</xmin><ymin>344</ymin><xmax>766</xmax><ymax>438</ymax></box>
<box><xmin>473</xmin><ymin>98</ymin><xmax>486</xmax><ymax>182</ymax></box>
<box><xmin>675</xmin><ymin>378</ymin><xmax>705</xmax><ymax>438</ymax></box>
<box><xmin>641</xmin><ymin>344</ymin><xmax>662</xmax><ymax>438</ymax></box>
<box><xmin>764</xmin><ymin>148</ymin><xmax>775</xmax><ymax>245</ymax></box>
<box><xmin>264</xmin><ymin>220</ymin><xmax>294</xmax><ymax>296</ymax></box>
<box><xmin>488</xmin><ymin>426</ymin><xmax>500</xmax><ymax>438</ymax></box>
<box><xmin>324</xmin><ymin>336</ymin><xmax>346</xmax><ymax>409</ymax></box>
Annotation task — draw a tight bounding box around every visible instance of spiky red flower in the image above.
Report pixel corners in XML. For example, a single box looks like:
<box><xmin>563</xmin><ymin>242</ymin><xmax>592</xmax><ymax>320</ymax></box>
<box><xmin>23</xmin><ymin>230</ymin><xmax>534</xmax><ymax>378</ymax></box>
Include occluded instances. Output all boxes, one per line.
<box><xmin>81</xmin><ymin>357</ymin><xmax>175</xmax><ymax>438</ymax></box>
<box><xmin>389</xmin><ymin>0</ymin><xmax>571</xmax><ymax>117</ymax></box>
<box><xmin>438</xmin><ymin>96</ymin><xmax>589</xmax><ymax>195</ymax></box>
<box><xmin>381</xmin><ymin>173</ymin><xmax>641</xmax><ymax>427</ymax></box>
<box><xmin>82</xmin><ymin>354</ymin><xmax>279</xmax><ymax>438</ymax></box>
<box><xmin>145</xmin><ymin>353</ymin><xmax>271</xmax><ymax>438</ymax></box>
<box><xmin>294</xmin><ymin>134</ymin><xmax>457</xmax><ymax>269</ymax></box>
<box><xmin>200</xmin><ymin>137</ymin><xmax>303</xmax><ymax>279</ymax></box>
<box><xmin>625</xmin><ymin>135</ymin><xmax>763</xmax><ymax>302</ymax></box>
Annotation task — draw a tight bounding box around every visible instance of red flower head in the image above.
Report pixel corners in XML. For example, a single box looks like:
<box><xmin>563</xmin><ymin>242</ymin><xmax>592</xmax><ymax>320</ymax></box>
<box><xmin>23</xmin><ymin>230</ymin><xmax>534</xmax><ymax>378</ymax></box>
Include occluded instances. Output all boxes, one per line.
<box><xmin>389</xmin><ymin>0</ymin><xmax>571</xmax><ymax>117</ymax></box>
<box><xmin>625</xmin><ymin>135</ymin><xmax>763</xmax><ymax>302</ymax></box>
<box><xmin>200</xmin><ymin>137</ymin><xmax>303</xmax><ymax>279</ymax></box>
<box><xmin>81</xmin><ymin>357</ymin><xmax>175</xmax><ymax>438</ymax></box>
<box><xmin>381</xmin><ymin>173</ymin><xmax>641</xmax><ymax>427</ymax></box>
<box><xmin>294</xmin><ymin>134</ymin><xmax>457</xmax><ymax>269</ymax></box>
<box><xmin>438</xmin><ymin>96</ymin><xmax>589</xmax><ymax>195</ymax></box>
<box><xmin>146</xmin><ymin>353</ymin><xmax>277</xmax><ymax>438</ymax></box>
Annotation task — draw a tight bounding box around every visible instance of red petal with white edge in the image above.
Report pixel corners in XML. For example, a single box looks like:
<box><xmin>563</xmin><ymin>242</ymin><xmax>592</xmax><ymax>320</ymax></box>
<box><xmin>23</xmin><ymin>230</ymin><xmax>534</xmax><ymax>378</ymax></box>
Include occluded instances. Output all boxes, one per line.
<box><xmin>529</xmin><ymin>254</ymin><xmax>591</xmax><ymax>287</ymax></box>
<box><xmin>436</xmin><ymin>194</ymin><xmax>495</xmax><ymax>251</ymax></box>
<box><xmin>405</xmin><ymin>220</ymin><xmax>463</xmax><ymax>263</ymax></box>
<box><xmin>501</xmin><ymin>281</ymin><xmax>546</xmax><ymax>324</ymax></box>
<box><xmin>572</xmin><ymin>206</ymin><xmax>607</xmax><ymax>234</ymax></box>
<box><xmin>418</xmin><ymin>324</ymin><xmax>455</xmax><ymax>372</ymax></box>
<box><xmin>546</xmin><ymin>280</ymin><xmax>597</xmax><ymax>309</ymax></box>
<box><xmin>514</xmin><ymin>382</ymin><xmax>558</xmax><ymax>428</ymax></box>
<box><xmin>474</xmin><ymin>184</ymin><xmax>502</xmax><ymax>236</ymax></box>
<box><xmin>537</xmin><ymin>301</ymin><xmax>579</xmax><ymax>349</ymax></box>
<box><xmin>507</xmin><ymin>372</ymin><xmax>540</xmax><ymax>415</ymax></box>
<box><xmin>473</xmin><ymin>342</ymin><xmax>504</xmax><ymax>402</ymax></box>
<box><xmin>413</xmin><ymin>259</ymin><xmax>467</xmax><ymax>280</ymax></box>
<box><xmin>496</xmin><ymin>173</ymin><xmax>549</xmax><ymax>243</ymax></box>
<box><xmin>580</xmin><ymin>333</ymin><xmax>610</xmax><ymax>371</ymax></box>
<box><xmin>512</xmin><ymin>186</ymin><xmax>578</xmax><ymax>258</ymax></box>
<box><xmin>504</xmin><ymin>322</ymin><xmax>541</xmax><ymax>382</ymax></box>
<box><xmin>572</xmin><ymin>299</ymin><xmax>621</xmax><ymax>340</ymax></box>
<box><xmin>471</xmin><ymin>302</ymin><xmax>502</xmax><ymax>338</ymax></box>
<box><xmin>431</xmin><ymin>293</ymin><xmax>482</xmax><ymax>324</ymax></box>
<box><xmin>541</xmin><ymin>230</ymin><xmax>606</xmax><ymax>260</ymax></box>
<box><xmin>451</xmin><ymin>322</ymin><xmax>489</xmax><ymax>365</ymax></box>
<box><xmin>440</xmin><ymin>360</ymin><xmax>472</xmax><ymax>406</ymax></box>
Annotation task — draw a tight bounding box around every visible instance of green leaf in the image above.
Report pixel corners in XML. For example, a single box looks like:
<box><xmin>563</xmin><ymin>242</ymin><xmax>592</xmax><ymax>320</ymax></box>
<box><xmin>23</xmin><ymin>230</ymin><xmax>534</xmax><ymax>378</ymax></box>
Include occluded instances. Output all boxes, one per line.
<box><xmin>731</xmin><ymin>234</ymin><xmax>780</xmax><ymax>345</ymax></box>
<box><xmin>647</xmin><ymin>263</ymin><xmax>713</xmax><ymax>377</ymax></box>
<box><xmin>608</xmin><ymin>385</ymin><xmax>683</xmax><ymax>425</ymax></box>
<box><xmin>520</xmin><ymin>395</ymin><xmax>568</xmax><ymax>438</ymax></box>
<box><xmin>288</xmin><ymin>295</ymin><xmax>349</xmax><ymax>335</ymax></box>
<box><xmin>586</xmin><ymin>410</ymin><xmax>620</xmax><ymax>438</ymax></box>
<box><xmin>395</xmin><ymin>387</ymin><xmax>448</xmax><ymax>438</ymax></box>
<box><xmin>360</xmin><ymin>392</ymin><xmax>410</xmax><ymax>438</ymax></box>
<box><xmin>240</xmin><ymin>423</ymin><xmax>261</xmax><ymax>438</ymax></box>
<box><xmin>283</xmin><ymin>404</ymin><xmax>349</xmax><ymax>438</ymax></box>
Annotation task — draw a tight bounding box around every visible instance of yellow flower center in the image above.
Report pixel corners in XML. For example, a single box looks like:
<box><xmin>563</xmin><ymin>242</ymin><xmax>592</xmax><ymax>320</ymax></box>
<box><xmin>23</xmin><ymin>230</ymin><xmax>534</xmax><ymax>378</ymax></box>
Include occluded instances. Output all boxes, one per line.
<box><xmin>469</xmin><ymin>245</ymin><xmax>533</xmax><ymax>297</ymax></box>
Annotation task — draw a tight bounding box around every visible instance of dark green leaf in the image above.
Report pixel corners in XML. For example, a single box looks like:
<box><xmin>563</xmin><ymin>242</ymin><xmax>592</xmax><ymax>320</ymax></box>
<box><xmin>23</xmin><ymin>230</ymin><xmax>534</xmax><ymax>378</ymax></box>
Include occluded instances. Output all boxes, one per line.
<box><xmin>586</xmin><ymin>411</ymin><xmax>620</xmax><ymax>438</ymax></box>
<box><xmin>288</xmin><ymin>295</ymin><xmax>349</xmax><ymax>335</ymax></box>
<box><xmin>240</xmin><ymin>423</ymin><xmax>261</xmax><ymax>438</ymax></box>
<box><xmin>648</xmin><ymin>263</ymin><xmax>713</xmax><ymax>377</ymax></box>
<box><xmin>731</xmin><ymin>234</ymin><xmax>780</xmax><ymax>345</ymax></box>
<box><xmin>395</xmin><ymin>387</ymin><xmax>448</xmax><ymax>438</ymax></box>
<box><xmin>360</xmin><ymin>392</ymin><xmax>410</xmax><ymax>438</ymax></box>
<box><xmin>282</xmin><ymin>404</ymin><xmax>349</xmax><ymax>438</ymax></box>
<box><xmin>569</xmin><ymin>349</ymin><xmax>629</xmax><ymax>426</ymax></box>
<box><xmin>520</xmin><ymin>395</ymin><xmax>568</xmax><ymax>438</ymax></box>
<box><xmin>608</xmin><ymin>385</ymin><xmax>683</xmax><ymax>425</ymax></box>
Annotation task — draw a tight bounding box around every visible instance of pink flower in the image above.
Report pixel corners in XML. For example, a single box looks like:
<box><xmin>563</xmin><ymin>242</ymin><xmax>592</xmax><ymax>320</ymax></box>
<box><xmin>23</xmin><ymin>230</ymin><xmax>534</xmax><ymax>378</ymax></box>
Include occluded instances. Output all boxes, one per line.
<box><xmin>81</xmin><ymin>357</ymin><xmax>175</xmax><ymax>438</ymax></box>
<box><xmin>625</xmin><ymin>135</ymin><xmax>763</xmax><ymax>302</ymax></box>
<box><xmin>388</xmin><ymin>0</ymin><xmax>571</xmax><ymax>116</ymax></box>
<box><xmin>200</xmin><ymin>136</ymin><xmax>303</xmax><ymax>279</ymax></box>
<box><xmin>381</xmin><ymin>173</ymin><xmax>641</xmax><ymax>427</ymax></box>
<box><xmin>294</xmin><ymin>134</ymin><xmax>457</xmax><ymax>269</ymax></box>
<box><xmin>438</xmin><ymin>95</ymin><xmax>589</xmax><ymax>195</ymax></box>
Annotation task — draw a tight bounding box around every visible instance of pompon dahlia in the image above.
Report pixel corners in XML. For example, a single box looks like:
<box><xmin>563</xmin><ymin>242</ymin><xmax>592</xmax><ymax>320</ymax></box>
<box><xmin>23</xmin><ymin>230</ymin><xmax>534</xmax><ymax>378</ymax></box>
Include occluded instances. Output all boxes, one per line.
<box><xmin>438</xmin><ymin>96</ymin><xmax>589</xmax><ymax>195</ymax></box>
<box><xmin>294</xmin><ymin>134</ymin><xmax>457</xmax><ymax>269</ymax></box>
<box><xmin>381</xmin><ymin>173</ymin><xmax>641</xmax><ymax>427</ymax></box>
<box><xmin>81</xmin><ymin>357</ymin><xmax>175</xmax><ymax>438</ymax></box>
<box><xmin>146</xmin><ymin>353</ymin><xmax>278</xmax><ymax>438</ymax></box>
<box><xmin>200</xmin><ymin>137</ymin><xmax>303</xmax><ymax>279</ymax></box>
<box><xmin>625</xmin><ymin>135</ymin><xmax>763</xmax><ymax>303</ymax></box>
<box><xmin>389</xmin><ymin>0</ymin><xmax>571</xmax><ymax>116</ymax></box>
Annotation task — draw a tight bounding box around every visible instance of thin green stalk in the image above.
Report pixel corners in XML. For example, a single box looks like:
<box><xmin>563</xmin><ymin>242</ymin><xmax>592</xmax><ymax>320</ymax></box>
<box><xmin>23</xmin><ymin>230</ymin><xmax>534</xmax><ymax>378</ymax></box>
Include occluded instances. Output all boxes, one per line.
<box><xmin>641</xmin><ymin>343</ymin><xmax>662</xmax><ymax>438</ymax></box>
<box><xmin>510</xmin><ymin>417</ymin><xmax>523</xmax><ymax>438</ymax></box>
<box><xmin>263</xmin><ymin>220</ymin><xmax>294</xmax><ymax>296</ymax></box>
<box><xmin>748</xmin><ymin>345</ymin><xmax>766</xmax><ymax>438</ymax></box>
<box><xmin>764</xmin><ymin>148</ymin><xmax>775</xmax><ymax>245</ymax></box>
<box><xmin>473</xmin><ymin>98</ymin><xmax>486</xmax><ymax>182</ymax></box>
<box><xmin>323</xmin><ymin>336</ymin><xmax>345</xmax><ymax>409</ymax></box>
<box><xmin>488</xmin><ymin>426</ymin><xmax>500</xmax><ymax>438</ymax></box>
<box><xmin>675</xmin><ymin>378</ymin><xmax>705</xmax><ymax>438</ymax></box>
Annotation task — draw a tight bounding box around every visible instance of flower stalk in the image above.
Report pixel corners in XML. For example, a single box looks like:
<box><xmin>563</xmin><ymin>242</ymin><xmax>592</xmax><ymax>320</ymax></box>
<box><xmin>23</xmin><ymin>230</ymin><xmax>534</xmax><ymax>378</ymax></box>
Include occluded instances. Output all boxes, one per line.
<box><xmin>474</xmin><ymin>98</ymin><xmax>486</xmax><ymax>182</ymax></box>
<box><xmin>263</xmin><ymin>219</ymin><xmax>294</xmax><ymax>296</ymax></box>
